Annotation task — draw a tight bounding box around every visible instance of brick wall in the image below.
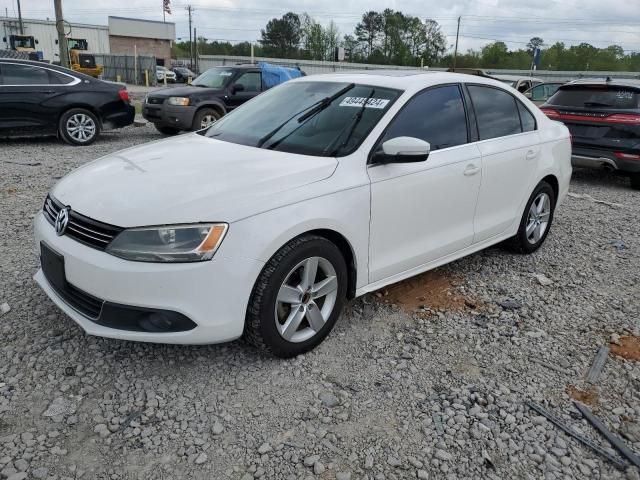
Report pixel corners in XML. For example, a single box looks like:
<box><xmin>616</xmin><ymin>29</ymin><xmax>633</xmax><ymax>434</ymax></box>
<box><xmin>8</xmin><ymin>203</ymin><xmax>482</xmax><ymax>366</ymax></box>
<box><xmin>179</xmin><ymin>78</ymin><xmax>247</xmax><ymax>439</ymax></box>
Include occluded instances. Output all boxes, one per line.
<box><xmin>109</xmin><ymin>35</ymin><xmax>171</xmax><ymax>66</ymax></box>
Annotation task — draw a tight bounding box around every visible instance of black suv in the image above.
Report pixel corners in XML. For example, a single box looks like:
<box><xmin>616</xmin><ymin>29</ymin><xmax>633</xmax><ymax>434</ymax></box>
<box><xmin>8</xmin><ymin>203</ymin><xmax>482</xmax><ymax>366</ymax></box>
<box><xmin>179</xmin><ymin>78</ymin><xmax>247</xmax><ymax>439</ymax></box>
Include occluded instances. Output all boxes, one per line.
<box><xmin>143</xmin><ymin>65</ymin><xmax>267</xmax><ymax>134</ymax></box>
<box><xmin>541</xmin><ymin>79</ymin><xmax>640</xmax><ymax>189</ymax></box>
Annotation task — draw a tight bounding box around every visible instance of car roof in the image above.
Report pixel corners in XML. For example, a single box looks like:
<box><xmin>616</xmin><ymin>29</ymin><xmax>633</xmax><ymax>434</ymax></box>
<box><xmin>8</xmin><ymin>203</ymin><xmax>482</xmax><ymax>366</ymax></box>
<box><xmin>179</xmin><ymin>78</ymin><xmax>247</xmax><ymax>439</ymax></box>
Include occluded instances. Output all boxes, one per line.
<box><xmin>0</xmin><ymin>58</ymin><xmax>95</xmax><ymax>81</ymax></box>
<box><xmin>291</xmin><ymin>70</ymin><xmax>518</xmax><ymax>91</ymax></box>
<box><xmin>492</xmin><ymin>74</ymin><xmax>543</xmax><ymax>82</ymax></box>
<box><xmin>565</xmin><ymin>78</ymin><xmax>640</xmax><ymax>89</ymax></box>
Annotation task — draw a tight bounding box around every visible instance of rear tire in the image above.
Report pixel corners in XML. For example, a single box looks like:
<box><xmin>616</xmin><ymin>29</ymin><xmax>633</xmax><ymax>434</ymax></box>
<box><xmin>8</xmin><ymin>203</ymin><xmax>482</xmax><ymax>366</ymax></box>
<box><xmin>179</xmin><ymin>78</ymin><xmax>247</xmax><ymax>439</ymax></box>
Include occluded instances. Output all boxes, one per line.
<box><xmin>59</xmin><ymin>108</ymin><xmax>100</xmax><ymax>146</ymax></box>
<box><xmin>244</xmin><ymin>235</ymin><xmax>348</xmax><ymax>358</ymax></box>
<box><xmin>630</xmin><ymin>173</ymin><xmax>640</xmax><ymax>190</ymax></box>
<box><xmin>191</xmin><ymin>108</ymin><xmax>221</xmax><ymax>131</ymax></box>
<box><xmin>505</xmin><ymin>181</ymin><xmax>556</xmax><ymax>254</ymax></box>
<box><xmin>154</xmin><ymin>124</ymin><xmax>180</xmax><ymax>135</ymax></box>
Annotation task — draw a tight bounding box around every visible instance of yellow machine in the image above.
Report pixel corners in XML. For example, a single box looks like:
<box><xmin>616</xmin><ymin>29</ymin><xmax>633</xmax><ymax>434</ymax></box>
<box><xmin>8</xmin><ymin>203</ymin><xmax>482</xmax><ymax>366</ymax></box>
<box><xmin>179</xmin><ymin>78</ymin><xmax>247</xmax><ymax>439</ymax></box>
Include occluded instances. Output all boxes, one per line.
<box><xmin>67</xmin><ymin>38</ymin><xmax>103</xmax><ymax>78</ymax></box>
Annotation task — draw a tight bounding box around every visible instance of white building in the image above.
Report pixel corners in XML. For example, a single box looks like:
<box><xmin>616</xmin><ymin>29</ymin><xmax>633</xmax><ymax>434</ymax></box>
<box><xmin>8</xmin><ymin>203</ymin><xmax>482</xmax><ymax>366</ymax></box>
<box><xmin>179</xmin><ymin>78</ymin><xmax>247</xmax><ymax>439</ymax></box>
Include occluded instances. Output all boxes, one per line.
<box><xmin>1</xmin><ymin>16</ymin><xmax>110</xmax><ymax>62</ymax></box>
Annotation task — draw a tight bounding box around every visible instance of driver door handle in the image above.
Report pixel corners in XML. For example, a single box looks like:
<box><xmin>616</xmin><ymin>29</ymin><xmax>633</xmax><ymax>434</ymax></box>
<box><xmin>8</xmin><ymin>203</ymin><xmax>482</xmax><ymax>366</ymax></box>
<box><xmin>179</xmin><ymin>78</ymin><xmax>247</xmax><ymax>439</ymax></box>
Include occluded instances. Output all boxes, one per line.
<box><xmin>526</xmin><ymin>149</ymin><xmax>538</xmax><ymax>160</ymax></box>
<box><xmin>464</xmin><ymin>164</ymin><xmax>481</xmax><ymax>176</ymax></box>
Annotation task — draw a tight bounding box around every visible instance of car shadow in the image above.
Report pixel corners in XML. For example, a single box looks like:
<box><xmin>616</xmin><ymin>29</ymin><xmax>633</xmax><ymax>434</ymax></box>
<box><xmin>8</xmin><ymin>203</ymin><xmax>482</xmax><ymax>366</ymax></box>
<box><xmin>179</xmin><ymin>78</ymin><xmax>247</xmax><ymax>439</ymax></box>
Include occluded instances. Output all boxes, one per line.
<box><xmin>571</xmin><ymin>167</ymin><xmax>631</xmax><ymax>190</ymax></box>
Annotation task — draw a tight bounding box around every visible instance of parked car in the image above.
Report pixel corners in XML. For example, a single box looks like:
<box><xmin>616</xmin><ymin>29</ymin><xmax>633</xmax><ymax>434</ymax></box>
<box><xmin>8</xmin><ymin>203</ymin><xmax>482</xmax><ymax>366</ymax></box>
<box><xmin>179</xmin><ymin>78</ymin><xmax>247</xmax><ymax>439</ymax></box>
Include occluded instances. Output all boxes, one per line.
<box><xmin>172</xmin><ymin>66</ymin><xmax>196</xmax><ymax>83</ymax></box>
<box><xmin>524</xmin><ymin>82</ymin><xmax>565</xmax><ymax>106</ymax></box>
<box><xmin>35</xmin><ymin>71</ymin><xmax>571</xmax><ymax>357</ymax></box>
<box><xmin>142</xmin><ymin>63</ymin><xmax>304</xmax><ymax>134</ymax></box>
<box><xmin>540</xmin><ymin>79</ymin><xmax>640</xmax><ymax>189</ymax></box>
<box><xmin>156</xmin><ymin>65</ymin><xmax>176</xmax><ymax>83</ymax></box>
<box><xmin>493</xmin><ymin>74</ymin><xmax>543</xmax><ymax>93</ymax></box>
<box><xmin>0</xmin><ymin>59</ymin><xmax>134</xmax><ymax>145</ymax></box>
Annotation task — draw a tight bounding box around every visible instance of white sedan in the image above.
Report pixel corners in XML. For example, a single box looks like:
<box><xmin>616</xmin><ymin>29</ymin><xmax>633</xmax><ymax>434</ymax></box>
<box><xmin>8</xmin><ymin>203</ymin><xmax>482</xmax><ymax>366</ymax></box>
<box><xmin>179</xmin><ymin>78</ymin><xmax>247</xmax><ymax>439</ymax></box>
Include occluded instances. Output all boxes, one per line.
<box><xmin>34</xmin><ymin>71</ymin><xmax>571</xmax><ymax>357</ymax></box>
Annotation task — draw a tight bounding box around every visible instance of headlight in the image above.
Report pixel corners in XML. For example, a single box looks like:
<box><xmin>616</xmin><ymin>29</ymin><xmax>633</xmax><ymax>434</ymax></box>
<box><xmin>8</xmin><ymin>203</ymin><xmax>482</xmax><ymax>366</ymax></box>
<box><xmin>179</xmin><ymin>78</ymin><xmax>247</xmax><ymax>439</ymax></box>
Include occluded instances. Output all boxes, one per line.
<box><xmin>106</xmin><ymin>223</ymin><xmax>228</xmax><ymax>263</ymax></box>
<box><xmin>167</xmin><ymin>97</ymin><xmax>190</xmax><ymax>106</ymax></box>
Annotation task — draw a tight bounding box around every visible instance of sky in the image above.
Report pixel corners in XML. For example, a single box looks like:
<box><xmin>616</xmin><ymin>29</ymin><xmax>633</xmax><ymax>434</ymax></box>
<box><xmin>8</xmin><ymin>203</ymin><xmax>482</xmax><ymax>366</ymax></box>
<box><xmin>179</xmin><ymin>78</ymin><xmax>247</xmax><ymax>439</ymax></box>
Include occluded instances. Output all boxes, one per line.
<box><xmin>2</xmin><ymin>0</ymin><xmax>640</xmax><ymax>55</ymax></box>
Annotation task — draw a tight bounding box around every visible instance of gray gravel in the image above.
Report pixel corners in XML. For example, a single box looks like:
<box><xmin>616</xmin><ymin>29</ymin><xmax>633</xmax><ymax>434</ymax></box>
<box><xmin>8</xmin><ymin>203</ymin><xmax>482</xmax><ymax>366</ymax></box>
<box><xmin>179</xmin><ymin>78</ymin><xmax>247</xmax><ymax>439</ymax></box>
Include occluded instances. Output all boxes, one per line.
<box><xmin>1</xmin><ymin>126</ymin><xmax>639</xmax><ymax>480</ymax></box>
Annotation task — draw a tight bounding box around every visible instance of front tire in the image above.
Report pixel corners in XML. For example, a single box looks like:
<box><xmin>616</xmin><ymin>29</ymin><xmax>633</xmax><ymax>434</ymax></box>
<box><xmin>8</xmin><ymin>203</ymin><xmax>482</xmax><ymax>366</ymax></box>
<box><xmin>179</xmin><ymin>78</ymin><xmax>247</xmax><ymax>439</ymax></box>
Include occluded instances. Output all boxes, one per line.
<box><xmin>244</xmin><ymin>235</ymin><xmax>348</xmax><ymax>358</ymax></box>
<box><xmin>59</xmin><ymin>108</ymin><xmax>100</xmax><ymax>146</ymax></box>
<box><xmin>191</xmin><ymin>108</ymin><xmax>221</xmax><ymax>131</ymax></box>
<box><xmin>505</xmin><ymin>181</ymin><xmax>555</xmax><ymax>254</ymax></box>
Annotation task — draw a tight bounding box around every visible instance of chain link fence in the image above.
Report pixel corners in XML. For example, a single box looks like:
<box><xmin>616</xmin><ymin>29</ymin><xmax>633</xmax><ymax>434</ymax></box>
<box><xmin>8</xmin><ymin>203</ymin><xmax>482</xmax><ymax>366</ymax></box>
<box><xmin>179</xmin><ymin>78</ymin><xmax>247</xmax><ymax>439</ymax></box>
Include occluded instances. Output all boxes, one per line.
<box><xmin>94</xmin><ymin>54</ymin><xmax>158</xmax><ymax>85</ymax></box>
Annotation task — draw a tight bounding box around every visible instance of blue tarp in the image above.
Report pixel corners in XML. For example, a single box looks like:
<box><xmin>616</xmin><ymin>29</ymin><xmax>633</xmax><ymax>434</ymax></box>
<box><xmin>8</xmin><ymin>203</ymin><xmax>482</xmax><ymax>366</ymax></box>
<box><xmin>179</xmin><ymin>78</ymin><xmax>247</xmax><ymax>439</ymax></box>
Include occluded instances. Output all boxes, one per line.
<box><xmin>258</xmin><ymin>62</ymin><xmax>304</xmax><ymax>89</ymax></box>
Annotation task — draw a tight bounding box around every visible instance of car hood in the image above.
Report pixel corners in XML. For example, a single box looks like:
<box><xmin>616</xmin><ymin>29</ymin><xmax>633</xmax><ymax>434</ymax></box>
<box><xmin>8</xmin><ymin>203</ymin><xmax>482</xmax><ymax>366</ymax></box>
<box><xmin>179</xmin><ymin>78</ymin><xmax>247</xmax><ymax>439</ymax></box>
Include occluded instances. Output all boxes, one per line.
<box><xmin>148</xmin><ymin>85</ymin><xmax>221</xmax><ymax>98</ymax></box>
<box><xmin>51</xmin><ymin>134</ymin><xmax>338</xmax><ymax>227</ymax></box>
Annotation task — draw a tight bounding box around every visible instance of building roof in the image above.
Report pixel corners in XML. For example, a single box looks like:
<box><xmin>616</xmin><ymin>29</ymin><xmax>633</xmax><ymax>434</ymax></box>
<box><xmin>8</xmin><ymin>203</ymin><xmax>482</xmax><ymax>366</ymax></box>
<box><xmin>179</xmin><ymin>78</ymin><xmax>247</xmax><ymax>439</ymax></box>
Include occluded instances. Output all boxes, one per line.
<box><xmin>0</xmin><ymin>16</ymin><xmax>108</xmax><ymax>30</ymax></box>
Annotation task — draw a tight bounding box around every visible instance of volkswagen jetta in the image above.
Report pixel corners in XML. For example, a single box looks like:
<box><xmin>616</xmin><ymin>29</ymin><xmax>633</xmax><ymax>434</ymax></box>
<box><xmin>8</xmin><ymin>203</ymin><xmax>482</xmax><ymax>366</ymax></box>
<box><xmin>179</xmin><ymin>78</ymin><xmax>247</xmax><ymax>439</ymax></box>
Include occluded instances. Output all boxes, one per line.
<box><xmin>34</xmin><ymin>71</ymin><xmax>571</xmax><ymax>357</ymax></box>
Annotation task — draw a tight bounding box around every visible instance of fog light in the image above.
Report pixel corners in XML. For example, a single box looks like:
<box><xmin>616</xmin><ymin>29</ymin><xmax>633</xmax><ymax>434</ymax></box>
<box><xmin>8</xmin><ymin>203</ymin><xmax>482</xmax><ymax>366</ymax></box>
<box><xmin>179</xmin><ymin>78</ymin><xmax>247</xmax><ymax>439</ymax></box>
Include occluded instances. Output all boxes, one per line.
<box><xmin>138</xmin><ymin>312</ymin><xmax>174</xmax><ymax>332</ymax></box>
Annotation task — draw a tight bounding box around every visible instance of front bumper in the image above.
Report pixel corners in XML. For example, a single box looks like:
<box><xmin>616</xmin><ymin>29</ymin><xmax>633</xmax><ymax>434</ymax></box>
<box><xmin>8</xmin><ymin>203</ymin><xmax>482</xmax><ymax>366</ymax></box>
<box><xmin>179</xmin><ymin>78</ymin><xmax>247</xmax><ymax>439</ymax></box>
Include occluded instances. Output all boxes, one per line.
<box><xmin>572</xmin><ymin>146</ymin><xmax>640</xmax><ymax>174</ymax></box>
<box><xmin>142</xmin><ymin>104</ymin><xmax>196</xmax><ymax>130</ymax></box>
<box><xmin>33</xmin><ymin>213</ymin><xmax>264</xmax><ymax>344</ymax></box>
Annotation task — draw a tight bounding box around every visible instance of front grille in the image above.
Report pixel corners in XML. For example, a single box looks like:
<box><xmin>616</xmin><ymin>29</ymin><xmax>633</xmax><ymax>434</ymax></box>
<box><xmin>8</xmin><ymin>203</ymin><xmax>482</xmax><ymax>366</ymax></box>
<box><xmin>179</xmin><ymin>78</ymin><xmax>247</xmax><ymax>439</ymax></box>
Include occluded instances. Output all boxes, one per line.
<box><xmin>146</xmin><ymin>96</ymin><xmax>165</xmax><ymax>105</ymax></box>
<box><xmin>43</xmin><ymin>195</ymin><xmax>124</xmax><ymax>251</ymax></box>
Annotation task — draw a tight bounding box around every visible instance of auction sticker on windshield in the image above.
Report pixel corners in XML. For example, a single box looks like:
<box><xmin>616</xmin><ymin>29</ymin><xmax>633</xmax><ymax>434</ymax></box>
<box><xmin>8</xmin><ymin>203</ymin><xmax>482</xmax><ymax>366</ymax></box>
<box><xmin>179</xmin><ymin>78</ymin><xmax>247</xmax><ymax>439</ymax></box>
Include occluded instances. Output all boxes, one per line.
<box><xmin>339</xmin><ymin>97</ymin><xmax>390</xmax><ymax>109</ymax></box>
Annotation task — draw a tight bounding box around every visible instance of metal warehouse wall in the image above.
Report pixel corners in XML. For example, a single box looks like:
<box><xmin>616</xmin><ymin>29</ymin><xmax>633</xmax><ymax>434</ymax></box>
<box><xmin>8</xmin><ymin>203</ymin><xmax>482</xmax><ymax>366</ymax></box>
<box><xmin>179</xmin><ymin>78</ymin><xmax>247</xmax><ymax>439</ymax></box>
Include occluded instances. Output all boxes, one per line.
<box><xmin>193</xmin><ymin>55</ymin><xmax>640</xmax><ymax>81</ymax></box>
<box><xmin>1</xmin><ymin>17</ymin><xmax>110</xmax><ymax>63</ymax></box>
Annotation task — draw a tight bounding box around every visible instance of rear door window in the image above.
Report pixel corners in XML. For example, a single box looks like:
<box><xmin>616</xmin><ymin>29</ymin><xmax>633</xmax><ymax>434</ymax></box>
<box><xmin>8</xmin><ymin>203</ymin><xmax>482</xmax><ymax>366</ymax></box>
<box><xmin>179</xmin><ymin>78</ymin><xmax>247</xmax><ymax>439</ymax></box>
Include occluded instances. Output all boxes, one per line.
<box><xmin>468</xmin><ymin>85</ymin><xmax>522</xmax><ymax>140</ymax></box>
<box><xmin>1</xmin><ymin>63</ymin><xmax>50</xmax><ymax>85</ymax></box>
<box><xmin>380</xmin><ymin>84</ymin><xmax>468</xmax><ymax>151</ymax></box>
<box><xmin>549</xmin><ymin>86</ymin><xmax>640</xmax><ymax>109</ymax></box>
<box><xmin>517</xmin><ymin>102</ymin><xmax>536</xmax><ymax>132</ymax></box>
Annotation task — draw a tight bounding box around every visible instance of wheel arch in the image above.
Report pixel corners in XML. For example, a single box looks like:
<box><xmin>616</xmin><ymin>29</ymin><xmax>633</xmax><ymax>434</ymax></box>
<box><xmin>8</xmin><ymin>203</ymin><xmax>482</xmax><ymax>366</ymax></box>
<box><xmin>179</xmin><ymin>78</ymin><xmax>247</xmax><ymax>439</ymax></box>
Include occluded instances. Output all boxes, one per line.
<box><xmin>58</xmin><ymin>104</ymin><xmax>103</xmax><ymax>129</ymax></box>
<box><xmin>304</xmin><ymin>228</ymin><xmax>358</xmax><ymax>299</ymax></box>
<box><xmin>540</xmin><ymin>174</ymin><xmax>559</xmax><ymax>202</ymax></box>
<box><xmin>195</xmin><ymin>102</ymin><xmax>226</xmax><ymax>117</ymax></box>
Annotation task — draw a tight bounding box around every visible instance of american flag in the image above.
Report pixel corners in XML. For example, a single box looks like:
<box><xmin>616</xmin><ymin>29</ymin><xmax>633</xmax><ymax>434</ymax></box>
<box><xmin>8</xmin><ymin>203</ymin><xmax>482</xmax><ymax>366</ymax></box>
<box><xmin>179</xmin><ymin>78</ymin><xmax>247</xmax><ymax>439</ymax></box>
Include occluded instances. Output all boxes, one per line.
<box><xmin>163</xmin><ymin>0</ymin><xmax>171</xmax><ymax>15</ymax></box>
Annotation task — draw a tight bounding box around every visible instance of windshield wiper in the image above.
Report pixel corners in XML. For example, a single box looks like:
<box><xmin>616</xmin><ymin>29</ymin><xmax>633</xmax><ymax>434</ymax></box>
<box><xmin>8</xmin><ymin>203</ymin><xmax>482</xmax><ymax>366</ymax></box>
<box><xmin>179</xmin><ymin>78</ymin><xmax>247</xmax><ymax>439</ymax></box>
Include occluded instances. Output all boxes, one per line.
<box><xmin>324</xmin><ymin>88</ymin><xmax>376</xmax><ymax>156</ymax></box>
<box><xmin>256</xmin><ymin>83</ymin><xmax>355</xmax><ymax>149</ymax></box>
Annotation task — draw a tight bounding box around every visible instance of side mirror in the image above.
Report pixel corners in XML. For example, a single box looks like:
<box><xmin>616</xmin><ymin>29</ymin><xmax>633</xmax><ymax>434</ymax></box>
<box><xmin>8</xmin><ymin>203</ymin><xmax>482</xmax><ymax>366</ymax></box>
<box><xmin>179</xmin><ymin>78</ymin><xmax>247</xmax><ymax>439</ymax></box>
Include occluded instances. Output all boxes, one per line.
<box><xmin>2</xmin><ymin>37</ymin><xmax>6</xmax><ymax>43</ymax></box>
<box><xmin>232</xmin><ymin>83</ymin><xmax>245</xmax><ymax>94</ymax></box>
<box><xmin>371</xmin><ymin>137</ymin><xmax>431</xmax><ymax>164</ymax></box>
<box><xmin>524</xmin><ymin>91</ymin><xmax>532</xmax><ymax>99</ymax></box>
<box><xmin>35</xmin><ymin>39</ymin><xmax>39</xmax><ymax>45</ymax></box>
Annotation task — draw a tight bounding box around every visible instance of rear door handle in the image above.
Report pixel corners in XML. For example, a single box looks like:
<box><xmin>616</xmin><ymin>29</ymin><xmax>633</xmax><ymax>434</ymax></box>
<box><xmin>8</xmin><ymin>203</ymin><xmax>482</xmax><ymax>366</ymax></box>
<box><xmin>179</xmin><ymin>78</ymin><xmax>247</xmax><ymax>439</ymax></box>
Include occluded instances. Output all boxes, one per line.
<box><xmin>464</xmin><ymin>164</ymin><xmax>481</xmax><ymax>176</ymax></box>
<box><xmin>526</xmin><ymin>150</ymin><xmax>538</xmax><ymax>160</ymax></box>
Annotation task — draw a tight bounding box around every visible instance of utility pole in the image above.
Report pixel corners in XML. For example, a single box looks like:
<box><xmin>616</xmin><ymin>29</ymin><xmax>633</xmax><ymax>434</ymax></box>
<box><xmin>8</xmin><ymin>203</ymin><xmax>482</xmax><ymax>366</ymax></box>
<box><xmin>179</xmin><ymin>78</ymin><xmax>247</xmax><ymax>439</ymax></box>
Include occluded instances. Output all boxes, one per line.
<box><xmin>453</xmin><ymin>16</ymin><xmax>461</xmax><ymax>70</ymax></box>
<box><xmin>187</xmin><ymin>5</ymin><xmax>193</xmax><ymax>70</ymax></box>
<box><xmin>194</xmin><ymin>27</ymin><xmax>197</xmax><ymax>74</ymax></box>
<box><xmin>54</xmin><ymin>0</ymin><xmax>69</xmax><ymax>68</ymax></box>
<box><xmin>16</xmin><ymin>0</ymin><xmax>24</xmax><ymax>33</ymax></box>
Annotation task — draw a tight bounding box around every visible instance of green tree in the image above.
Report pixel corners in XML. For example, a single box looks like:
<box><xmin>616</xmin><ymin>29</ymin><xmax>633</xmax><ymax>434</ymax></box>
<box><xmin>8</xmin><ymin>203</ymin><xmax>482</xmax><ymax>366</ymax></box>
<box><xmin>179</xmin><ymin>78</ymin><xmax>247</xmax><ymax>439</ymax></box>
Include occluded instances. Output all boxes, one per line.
<box><xmin>260</xmin><ymin>12</ymin><xmax>302</xmax><ymax>58</ymax></box>
<box><xmin>355</xmin><ymin>11</ymin><xmax>383</xmax><ymax>57</ymax></box>
<box><xmin>526</xmin><ymin>37</ymin><xmax>544</xmax><ymax>54</ymax></box>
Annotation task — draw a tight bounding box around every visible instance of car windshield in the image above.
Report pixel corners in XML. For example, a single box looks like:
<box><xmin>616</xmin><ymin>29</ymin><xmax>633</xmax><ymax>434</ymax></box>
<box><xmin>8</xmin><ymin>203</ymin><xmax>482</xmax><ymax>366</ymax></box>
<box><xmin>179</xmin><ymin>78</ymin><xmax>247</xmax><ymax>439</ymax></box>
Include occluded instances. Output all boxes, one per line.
<box><xmin>548</xmin><ymin>85</ymin><xmax>640</xmax><ymax>109</ymax></box>
<box><xmin>204</xmin><ymin>81</ymin><xmax>401</xmax><ymax>157</ymax></box>
<box><xmin>192</xmin><ymin>68</ymin><xmax>236</xmax><ymax>88</ymax></box>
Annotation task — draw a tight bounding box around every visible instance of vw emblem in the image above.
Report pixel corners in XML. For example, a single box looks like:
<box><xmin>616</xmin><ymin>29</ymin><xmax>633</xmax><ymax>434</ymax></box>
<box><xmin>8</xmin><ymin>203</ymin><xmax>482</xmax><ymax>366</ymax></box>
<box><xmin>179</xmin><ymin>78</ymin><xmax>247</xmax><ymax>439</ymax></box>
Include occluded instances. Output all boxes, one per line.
<box><xmin>55</xmin><ymin>207</ymin><xmax>70</xmax><ymax>236</ymax></box>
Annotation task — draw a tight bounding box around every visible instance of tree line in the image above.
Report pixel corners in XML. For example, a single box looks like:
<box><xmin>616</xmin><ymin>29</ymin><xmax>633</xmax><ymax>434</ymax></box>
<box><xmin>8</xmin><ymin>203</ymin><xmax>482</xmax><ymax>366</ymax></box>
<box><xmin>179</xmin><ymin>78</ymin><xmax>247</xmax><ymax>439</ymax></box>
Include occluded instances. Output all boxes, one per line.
<box><xmin>172</xmin><ymin>11</ymin><xmax>640</xmax><ymax>71</ymax></box>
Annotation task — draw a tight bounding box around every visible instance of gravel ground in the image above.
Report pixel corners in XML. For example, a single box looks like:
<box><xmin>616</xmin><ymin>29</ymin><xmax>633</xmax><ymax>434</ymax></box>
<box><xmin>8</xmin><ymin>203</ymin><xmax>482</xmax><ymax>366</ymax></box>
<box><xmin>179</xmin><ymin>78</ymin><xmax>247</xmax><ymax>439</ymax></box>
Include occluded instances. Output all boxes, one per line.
<box><xmin>1</xmin><ymin>126</ymin><xmax>639</xmax><ymax>480</ymax></box>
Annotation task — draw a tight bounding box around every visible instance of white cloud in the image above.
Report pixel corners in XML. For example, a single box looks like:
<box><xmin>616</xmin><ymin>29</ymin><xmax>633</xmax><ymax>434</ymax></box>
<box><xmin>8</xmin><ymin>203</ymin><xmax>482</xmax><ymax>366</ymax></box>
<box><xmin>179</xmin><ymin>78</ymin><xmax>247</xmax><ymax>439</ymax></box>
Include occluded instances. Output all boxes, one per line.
<box><xmin>3</xmin><ymin>0</ymin><xmax>639</xmax><ymax>54</ymax></box>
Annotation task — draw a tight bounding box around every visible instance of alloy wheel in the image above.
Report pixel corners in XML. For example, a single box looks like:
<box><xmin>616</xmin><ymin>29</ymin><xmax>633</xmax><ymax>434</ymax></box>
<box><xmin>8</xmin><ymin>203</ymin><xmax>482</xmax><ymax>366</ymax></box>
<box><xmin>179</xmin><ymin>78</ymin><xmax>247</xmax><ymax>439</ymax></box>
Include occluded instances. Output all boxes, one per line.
<box><xmin>200</xmin><ymin>115</ymin><xmax>217</xmax><ymax>129</ymax></box>
<box><xmin>66</xmin><ymin>114</ymin><xmax>96</xmax><ymax>143</ymax></box>
<box><xmin>274</xmin><ymin>256</ymin><xmax>339</xmax><ymax>343</ymax></box>
<box><xmin>525</xmin><ymin>192</ymin><xmax>551</xmax><ymax>244</ymax></box>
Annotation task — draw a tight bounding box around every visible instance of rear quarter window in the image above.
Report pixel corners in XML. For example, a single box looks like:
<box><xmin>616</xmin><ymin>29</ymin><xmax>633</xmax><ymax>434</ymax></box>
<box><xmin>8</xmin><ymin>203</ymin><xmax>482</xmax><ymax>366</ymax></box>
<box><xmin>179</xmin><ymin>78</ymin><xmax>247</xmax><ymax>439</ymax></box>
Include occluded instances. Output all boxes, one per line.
<box><xmin>548</xmin><ymin>86</ymin><xmax>640</xmax><ymax>109</ymax></box>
